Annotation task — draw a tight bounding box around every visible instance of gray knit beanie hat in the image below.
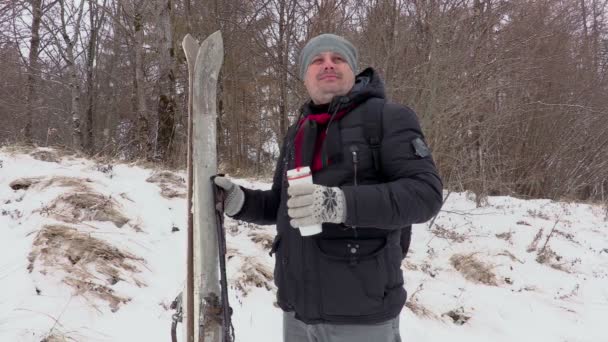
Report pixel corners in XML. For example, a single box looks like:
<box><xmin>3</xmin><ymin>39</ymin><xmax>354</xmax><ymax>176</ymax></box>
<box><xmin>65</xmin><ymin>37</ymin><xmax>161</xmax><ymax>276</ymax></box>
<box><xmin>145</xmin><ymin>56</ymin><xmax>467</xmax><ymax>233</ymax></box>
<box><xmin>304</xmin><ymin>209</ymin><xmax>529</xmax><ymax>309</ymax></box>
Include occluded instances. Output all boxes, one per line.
<box><xmin>299</xmin><ymin>33</ymin><xmax>358</xmax><ymax>79</ymax></box>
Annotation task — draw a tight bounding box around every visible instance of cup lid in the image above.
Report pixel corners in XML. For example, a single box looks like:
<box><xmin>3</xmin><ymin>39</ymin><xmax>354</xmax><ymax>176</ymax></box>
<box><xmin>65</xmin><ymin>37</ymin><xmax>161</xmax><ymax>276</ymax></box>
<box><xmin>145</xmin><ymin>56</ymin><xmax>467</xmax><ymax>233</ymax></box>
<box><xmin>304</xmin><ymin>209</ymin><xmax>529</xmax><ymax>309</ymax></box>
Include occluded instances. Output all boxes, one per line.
<box><xmin>287</xmin><ymin>166</ymin><xmax>311</xmax><ymax>178</ymax></box>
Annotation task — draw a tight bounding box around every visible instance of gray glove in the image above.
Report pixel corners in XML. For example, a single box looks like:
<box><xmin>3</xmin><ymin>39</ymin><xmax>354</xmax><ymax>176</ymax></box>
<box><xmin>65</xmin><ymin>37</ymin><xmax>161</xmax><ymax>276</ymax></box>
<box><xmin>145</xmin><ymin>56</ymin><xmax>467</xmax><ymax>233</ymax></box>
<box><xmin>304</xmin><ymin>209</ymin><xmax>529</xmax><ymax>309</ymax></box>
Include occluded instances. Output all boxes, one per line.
<box><xmin>213</xmin><ymin>176</ymin><xmax>245</xmax><ymax>216</ymax></box>
<box><xmin>287</xmin><ymin>183</ymin><xmax>346</xmax><ymax>228</ymax></box>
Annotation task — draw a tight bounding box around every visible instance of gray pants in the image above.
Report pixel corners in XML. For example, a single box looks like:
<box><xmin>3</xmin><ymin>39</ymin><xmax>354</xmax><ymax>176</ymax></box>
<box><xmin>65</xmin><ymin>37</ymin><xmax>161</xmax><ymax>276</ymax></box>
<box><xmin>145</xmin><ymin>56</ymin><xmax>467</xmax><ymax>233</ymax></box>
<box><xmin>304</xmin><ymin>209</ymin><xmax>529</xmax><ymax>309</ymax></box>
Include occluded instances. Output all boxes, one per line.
<box><xmin>283</xmin><ymin>311</ymin><xmax>402</xmax><ymax>342</ymax></box>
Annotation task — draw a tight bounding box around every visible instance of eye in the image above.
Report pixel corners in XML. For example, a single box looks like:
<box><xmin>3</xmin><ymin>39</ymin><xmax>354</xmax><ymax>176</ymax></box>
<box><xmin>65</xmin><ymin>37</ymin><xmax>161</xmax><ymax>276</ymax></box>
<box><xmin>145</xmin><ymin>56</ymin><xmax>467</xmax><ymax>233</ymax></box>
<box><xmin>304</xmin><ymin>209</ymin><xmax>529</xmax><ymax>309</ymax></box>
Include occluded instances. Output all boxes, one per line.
<box><xmin>333</xmin><ymin>56</ymin><xmax>344</xmax><ymax>63</ymax></box>
<box><xmin>312</xmin><ymin>57</ymin><xmax>323</xmax><ymax>64</ymax></box>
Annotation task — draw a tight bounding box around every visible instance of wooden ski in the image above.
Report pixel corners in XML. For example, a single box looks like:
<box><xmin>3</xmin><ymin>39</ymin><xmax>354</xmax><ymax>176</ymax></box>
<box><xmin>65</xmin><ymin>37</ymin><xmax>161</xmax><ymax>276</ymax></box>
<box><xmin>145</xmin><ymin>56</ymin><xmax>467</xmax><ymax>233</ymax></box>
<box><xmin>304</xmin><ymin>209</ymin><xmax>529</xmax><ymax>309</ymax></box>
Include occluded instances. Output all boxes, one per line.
<box><xmin>182</xmin><ymin>33</ymin><xmax>197</xmax><ymax>342</ymax></box>
<box><xmin>182</xmin><ymin>31</ymin><xmax>224</xmax><ymax>342</ymax></box>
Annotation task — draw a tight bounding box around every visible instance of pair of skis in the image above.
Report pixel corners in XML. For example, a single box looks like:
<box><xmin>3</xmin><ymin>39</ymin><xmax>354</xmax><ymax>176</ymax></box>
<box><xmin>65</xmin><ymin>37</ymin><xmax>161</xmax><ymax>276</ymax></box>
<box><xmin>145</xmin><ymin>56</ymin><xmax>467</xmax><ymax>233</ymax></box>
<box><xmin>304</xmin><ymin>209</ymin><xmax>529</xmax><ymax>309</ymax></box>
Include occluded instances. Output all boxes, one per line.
<box><xmin>173</xmin><ymin>31</ymin><xmax>233</xmax><ymax>342</ymax></box>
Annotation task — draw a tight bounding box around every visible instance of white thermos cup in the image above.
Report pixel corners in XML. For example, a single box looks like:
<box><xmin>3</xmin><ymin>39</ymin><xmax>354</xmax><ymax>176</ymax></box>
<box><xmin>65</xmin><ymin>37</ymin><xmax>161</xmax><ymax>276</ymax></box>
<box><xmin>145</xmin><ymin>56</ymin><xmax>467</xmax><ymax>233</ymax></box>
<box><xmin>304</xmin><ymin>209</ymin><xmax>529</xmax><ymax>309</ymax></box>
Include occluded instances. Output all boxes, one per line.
<box><xmin>286</xmin><ymin>166</ymin><xmax>322</xmax><ymax>236</ymax></box>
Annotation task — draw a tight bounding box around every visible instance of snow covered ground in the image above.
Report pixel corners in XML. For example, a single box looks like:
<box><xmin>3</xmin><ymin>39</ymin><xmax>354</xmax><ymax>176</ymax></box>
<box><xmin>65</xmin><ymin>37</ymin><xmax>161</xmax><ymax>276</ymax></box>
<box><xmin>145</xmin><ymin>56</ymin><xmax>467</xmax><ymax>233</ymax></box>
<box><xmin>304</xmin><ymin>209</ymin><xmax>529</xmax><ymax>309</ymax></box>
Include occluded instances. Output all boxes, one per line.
<box><xmin>1</xmin><ymin>146</ymin><xmax>607</xmax><ymax>342</ymax></box>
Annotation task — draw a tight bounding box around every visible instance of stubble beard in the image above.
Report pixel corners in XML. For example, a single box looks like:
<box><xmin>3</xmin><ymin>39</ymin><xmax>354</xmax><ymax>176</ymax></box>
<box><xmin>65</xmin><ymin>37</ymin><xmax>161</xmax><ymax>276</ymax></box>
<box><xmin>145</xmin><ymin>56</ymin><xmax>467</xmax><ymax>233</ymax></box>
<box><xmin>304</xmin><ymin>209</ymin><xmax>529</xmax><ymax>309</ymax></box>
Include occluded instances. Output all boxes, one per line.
<box><xmin>313</xmin><ymin>81</ymin><xmax>348</xmax><ymax>105</ymax></box>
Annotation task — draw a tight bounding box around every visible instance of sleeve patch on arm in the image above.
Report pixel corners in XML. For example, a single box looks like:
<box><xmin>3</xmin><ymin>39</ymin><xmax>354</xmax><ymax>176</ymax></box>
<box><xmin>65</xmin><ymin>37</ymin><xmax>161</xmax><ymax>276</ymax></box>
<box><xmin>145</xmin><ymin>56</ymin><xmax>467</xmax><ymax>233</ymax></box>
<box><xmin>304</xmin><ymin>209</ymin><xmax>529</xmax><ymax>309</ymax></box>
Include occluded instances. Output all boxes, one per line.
<box><xmin>412</xmin><ymin>137</ymin><xmax>430</xmax><ymax>158</ymax></box>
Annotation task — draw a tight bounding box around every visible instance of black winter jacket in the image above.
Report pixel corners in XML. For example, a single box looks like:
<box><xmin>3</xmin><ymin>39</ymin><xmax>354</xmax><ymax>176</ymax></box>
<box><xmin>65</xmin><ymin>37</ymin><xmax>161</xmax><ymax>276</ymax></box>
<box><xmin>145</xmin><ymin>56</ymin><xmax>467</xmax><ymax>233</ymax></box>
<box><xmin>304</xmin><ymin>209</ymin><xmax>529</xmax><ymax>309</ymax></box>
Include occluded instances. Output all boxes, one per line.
<box><xmin>233</xmin><ymin>68</ymin><xmax>443</xmax><ymax>324</ymax></box>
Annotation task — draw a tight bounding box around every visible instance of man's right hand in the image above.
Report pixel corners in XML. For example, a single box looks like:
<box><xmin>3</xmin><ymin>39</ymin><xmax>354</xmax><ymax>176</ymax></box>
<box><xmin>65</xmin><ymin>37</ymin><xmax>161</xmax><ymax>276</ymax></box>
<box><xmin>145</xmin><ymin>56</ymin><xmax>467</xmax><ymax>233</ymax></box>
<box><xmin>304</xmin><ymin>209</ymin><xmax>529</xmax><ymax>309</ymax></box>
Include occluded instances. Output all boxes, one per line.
<box><xmin>213</xmin><ymin>176</ymin><xmax>245</xmax><ymax>216</ymax></box>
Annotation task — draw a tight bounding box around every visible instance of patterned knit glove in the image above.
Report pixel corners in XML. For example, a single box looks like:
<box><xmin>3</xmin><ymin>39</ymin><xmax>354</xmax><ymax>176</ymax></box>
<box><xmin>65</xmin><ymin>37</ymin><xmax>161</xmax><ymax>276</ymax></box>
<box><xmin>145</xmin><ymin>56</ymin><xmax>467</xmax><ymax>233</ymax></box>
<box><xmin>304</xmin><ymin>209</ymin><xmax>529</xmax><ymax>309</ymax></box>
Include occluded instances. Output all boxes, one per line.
<box><xmin>287</xmin><ymin>183</ymin><xmax>347</xmax><ymax>228</ymax></box>
<box><xmin>213</xmin><ymin>176</ymin><xmax>245</xmax><ymax>216</ymax></box>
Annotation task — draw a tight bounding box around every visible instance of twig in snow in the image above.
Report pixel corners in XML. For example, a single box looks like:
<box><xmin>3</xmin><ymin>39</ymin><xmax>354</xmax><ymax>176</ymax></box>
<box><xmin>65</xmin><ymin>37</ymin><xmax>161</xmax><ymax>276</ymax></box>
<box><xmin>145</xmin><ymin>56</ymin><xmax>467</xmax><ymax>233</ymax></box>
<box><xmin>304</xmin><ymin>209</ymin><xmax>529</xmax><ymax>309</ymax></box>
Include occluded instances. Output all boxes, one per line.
<box><xmin>538</xmin><ymin>216</ymin><xmax>561</xmax><ymax>257</ymax></box>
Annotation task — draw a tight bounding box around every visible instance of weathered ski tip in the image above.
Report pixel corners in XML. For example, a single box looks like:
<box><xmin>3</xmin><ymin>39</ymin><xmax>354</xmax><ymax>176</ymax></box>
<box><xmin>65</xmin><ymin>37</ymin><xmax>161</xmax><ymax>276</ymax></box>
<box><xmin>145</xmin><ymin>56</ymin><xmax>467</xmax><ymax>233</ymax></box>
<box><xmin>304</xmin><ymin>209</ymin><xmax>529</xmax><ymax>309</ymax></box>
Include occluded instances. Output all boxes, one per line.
<box><xmin>195</xmin><ymin>30</ymin><xmax>224</xmax><ymax>79</ymax></box>
<box><xmin>182</xmin><ymin>34</ymin><xmax>199</xmax><ymax>66</ymax></box>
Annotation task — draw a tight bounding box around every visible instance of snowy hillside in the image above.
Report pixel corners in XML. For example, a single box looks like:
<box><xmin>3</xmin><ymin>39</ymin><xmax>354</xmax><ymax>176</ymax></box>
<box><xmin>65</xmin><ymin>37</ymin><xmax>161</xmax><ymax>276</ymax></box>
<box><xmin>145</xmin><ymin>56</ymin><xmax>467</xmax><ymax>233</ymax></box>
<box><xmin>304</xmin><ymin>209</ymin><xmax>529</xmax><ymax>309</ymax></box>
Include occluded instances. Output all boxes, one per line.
<box><xmin>1</xmin><ymin>146</ymin><xmax>607</xmax><ymax>342</ymax></box>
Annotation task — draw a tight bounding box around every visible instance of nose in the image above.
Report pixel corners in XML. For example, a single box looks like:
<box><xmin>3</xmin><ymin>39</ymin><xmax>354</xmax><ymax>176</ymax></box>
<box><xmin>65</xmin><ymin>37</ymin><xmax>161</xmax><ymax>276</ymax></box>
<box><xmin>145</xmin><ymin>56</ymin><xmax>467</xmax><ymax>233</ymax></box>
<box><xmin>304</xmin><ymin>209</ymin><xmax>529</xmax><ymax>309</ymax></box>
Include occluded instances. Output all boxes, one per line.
<box><xmin>322</xmin><ymin>58</ymin><xmax>336</xmax><ymax>70</ymax></box>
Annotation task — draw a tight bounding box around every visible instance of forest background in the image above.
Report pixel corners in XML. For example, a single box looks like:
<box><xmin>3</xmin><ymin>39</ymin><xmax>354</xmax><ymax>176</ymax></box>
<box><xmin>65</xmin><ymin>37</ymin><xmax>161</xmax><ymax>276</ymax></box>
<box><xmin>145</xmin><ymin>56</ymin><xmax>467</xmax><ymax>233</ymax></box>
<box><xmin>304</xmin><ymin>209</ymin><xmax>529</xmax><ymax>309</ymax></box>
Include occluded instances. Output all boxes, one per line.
<box><xmin>1</xmin><ymin>0</ymin><xmax>607</xmax><ymax>205</ymax></box>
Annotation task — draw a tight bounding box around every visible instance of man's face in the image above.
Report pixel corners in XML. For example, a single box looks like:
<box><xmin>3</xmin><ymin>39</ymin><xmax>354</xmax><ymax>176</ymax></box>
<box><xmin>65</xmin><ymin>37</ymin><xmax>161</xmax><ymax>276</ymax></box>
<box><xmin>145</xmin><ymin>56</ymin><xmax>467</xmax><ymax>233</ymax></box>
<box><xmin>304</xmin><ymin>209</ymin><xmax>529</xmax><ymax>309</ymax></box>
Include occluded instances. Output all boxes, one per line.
<box><xmin>303</xmin><ymin>51</ymin><xmax>355</xmax><ymax>105</ymax></box>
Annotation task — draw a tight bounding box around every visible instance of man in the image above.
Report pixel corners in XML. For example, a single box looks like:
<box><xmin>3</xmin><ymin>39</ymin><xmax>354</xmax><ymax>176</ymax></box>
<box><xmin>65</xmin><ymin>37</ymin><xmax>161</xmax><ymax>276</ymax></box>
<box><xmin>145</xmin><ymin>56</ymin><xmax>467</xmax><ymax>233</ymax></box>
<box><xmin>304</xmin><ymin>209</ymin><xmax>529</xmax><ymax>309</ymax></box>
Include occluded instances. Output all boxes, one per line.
<box><xmin>214</xmin><ymin>33</ymin><xmax>443</xmax><ymax>342</ymax></box>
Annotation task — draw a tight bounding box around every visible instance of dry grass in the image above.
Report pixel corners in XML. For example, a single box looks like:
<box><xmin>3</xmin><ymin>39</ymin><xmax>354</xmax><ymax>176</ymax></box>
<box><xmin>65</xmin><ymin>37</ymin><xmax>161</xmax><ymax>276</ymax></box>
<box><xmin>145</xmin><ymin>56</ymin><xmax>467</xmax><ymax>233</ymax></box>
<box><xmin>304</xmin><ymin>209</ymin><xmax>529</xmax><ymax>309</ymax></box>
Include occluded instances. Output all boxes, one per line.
<box><xmin>536</xmin><ymin>247</ymin><xmax>574</xmax><ymax>273</ymax></box>
<box><xmin>226</xmin><ymin>247</ymin><xmax>239</xmax><ymax>260</ymax></box>
<box><xmin>9</xmin><ymin>177</ymin><xmax>43</xmax><ymax>190</ymax></box>
<box><xmin>1</xmin><ymin>208</ymin><xmax>22</xmax><ymax>220</ymax></box>
<box><xmin>404</xmin><ymin>284</ymin><xmax>438</xmax><ymax>319</ymax></box>
<box><xmin>442</xmin><ymin>307</ymin><xmax>471</xmax><ymax>325</ymax></box>
<box><xmin>28</xmin><ymin>224</ymin><xmax>145</xmax><ymax>312</ymax></box>
<box><xmin>234</xmin><ymin>257</ymin><xmax>274</xmax><ymax>295</ymax></box>
<box><xmin>420</xmin><ymin>262</ymin><xmax>439</xmax><ymax>278</ymax></box>
<box><xmin>42</xmin><ymin>191</ymin><xmax>130</xmax><ymax>228</ymax></box>
<box><xmin>449</xmin><ymin>253</ymin><xmax>498</xmax><ymax>286</ymax></box>
<box><xmin>63</xmin><ymin>277</ymin><xmax>131</xmax><ymax>312</ymax></box>
<box><xmin>0</xmin><ymin>143</ymin><xmax>57</xmax><ymax>156</ymax></box>
<box><xmin>0</xmin><ymin>143</ymin><xmax>37</xmax><ymax>155</ymax></box>
<box><xmin>146</xmin><ymin>171</ymin><xmax>184</xmax><ymax>185</ymax></box>
<box><xmin>248</xmin><ymin>231</ymin><xmax>274</xmax><ymax>250</ymax></box>
<box><xmin>527</xmin><ymin>228</ymin><xmax>544</xmax><ymax>252</ymax></box>
<box><xmin>558</xmin><ymin>284</ymin><xmax>580</xmax><ymax>300</ymax></box>
<box><xmin>527</xmin><ymin>209</ymin><xmax>550</xmax><ymax>220</ymax></box>
<box><xmin>41</xmin><ymin>332</ymin><xmax>75</xmax><ymax>342</ymax></box>
<box><xmin>405</xmin><ymin>299</ymin><xmax>437</xmax><ymax>319</ymax></box>
<box><xmin>41</xmin><ymin>176</ymin><xmax>94</xmax><ymax>192</ymax></box>
<box><xmin>10</xmin><ymin>176</ymin><xmax>93</xmax><ymax>192</ymax></box>
<box><xmin>0</xmin><ymin>145</ymin><xmax>78</xmax><ymax>162</ymax></box>
<box><xmin>495</xmin><ymin>231</ymin><xmax>513</xmax><ymax>243</ymax></box>
<box><xmin>145</xmin><ymin>171</ymin><xmax>185</xmax><ymax>199</ymax></box>
<box><xmin>554</xmin><ymin>229</ymin><xmax>579</xmax><ymax>245</ymax></box>
<box><xmin>31</xmin><ymin>149</ymin><xmax>60</xmax><ymax>163</ymax></box>
<box><xmin>402</xmin><ymin>260</ymin><xmax>419</xmax><ymax>271</ymax></box>
<box><xmin>431</xmin><ymin>225</ymin><xmax>466</xmax><ymax>243</ymax></box>
<box><xmin>496</xmin><ymin>250</ymin><xmax>524</xmax><ymax>264</ymax></box>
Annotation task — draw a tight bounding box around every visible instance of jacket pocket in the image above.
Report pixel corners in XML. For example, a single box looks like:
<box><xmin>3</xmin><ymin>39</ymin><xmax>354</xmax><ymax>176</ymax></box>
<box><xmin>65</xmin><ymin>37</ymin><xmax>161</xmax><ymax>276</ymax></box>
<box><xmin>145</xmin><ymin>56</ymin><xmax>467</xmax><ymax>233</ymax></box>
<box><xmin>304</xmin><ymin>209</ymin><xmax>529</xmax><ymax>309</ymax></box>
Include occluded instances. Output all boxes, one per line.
<box><xmin>315</xmin><ymin>237</ymin><xmax>389</xmax><ymax>317</ymax></box>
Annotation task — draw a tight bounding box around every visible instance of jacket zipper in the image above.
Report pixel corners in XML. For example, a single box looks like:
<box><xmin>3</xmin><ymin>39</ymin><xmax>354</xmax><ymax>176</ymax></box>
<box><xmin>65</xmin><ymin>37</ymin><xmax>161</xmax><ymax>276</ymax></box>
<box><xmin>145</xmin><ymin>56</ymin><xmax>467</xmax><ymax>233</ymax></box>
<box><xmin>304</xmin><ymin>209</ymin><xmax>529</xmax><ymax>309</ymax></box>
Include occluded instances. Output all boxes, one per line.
<box><xmin>349</xmin><ymin>145</ymin><xmax>359</xmax><ymax>239</ymax></box>
<box><xmin>350</xmin><ymin>145</ymin><xmax>359</xmax><ymax>187</ymax></box>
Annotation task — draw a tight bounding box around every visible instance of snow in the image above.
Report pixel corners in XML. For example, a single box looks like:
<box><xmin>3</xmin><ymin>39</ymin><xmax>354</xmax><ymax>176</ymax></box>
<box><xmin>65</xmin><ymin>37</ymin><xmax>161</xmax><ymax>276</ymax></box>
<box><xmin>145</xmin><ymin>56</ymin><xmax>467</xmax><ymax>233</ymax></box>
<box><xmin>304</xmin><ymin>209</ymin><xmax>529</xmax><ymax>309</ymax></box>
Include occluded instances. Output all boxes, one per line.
<box><xmin>1</xmin><ymin>146</ymin><xmax>607</xmax><ymax>341</ymax></box>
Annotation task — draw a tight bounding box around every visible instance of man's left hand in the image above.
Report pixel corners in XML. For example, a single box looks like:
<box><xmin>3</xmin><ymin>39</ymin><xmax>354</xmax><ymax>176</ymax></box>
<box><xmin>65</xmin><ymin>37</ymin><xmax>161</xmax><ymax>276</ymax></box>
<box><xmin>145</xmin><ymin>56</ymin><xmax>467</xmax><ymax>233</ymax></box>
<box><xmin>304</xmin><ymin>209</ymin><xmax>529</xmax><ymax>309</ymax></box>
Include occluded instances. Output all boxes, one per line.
<box><xmin>287</xmin><ymin>184</ymin><xmax>347</xmax><ymax>228</ymax></box>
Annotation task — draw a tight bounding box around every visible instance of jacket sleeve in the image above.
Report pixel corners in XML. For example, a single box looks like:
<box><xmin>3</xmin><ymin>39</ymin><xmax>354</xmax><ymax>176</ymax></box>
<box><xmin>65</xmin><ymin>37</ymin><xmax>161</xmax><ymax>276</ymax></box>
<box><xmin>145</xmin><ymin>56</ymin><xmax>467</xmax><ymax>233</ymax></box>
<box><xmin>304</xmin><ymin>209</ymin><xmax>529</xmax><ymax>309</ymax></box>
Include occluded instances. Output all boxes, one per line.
<box><xmin>341</xmin><ymin>104</ymin><xmax>443</xmax><ymax>229</ymax></box>
<box><xmin>231</xmin><ymin>131</ymin><xmax>289</xmax><ymax>225</ymax></box>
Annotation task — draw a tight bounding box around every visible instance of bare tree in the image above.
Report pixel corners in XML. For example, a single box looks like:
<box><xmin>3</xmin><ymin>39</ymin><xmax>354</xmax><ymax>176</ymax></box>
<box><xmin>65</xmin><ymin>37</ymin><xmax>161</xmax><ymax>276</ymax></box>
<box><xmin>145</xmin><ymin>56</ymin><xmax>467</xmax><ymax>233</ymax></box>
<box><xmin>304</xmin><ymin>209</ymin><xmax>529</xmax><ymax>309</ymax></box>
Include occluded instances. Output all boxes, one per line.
<box><xmin>84</xmin><ymin>0</ymin><xmax>107</xmax><ymax>154</ymax></box>
<box><xmin>24</xmin><ymin>0</ymin><xmax>43</xmax><ymax>144</ymax></box>
<box><xmin>156</xmin><ymin>0</ymin><xmax>177</xmax><ymax>162</ymax></box>
<box><xmin>42</xmin><ymin>0</ymin><xmax>86</xmax><ymax>150</ymax></box>
<box><xmin>133</xmin><ymin>0</ymin><xmax>150</xmax><ymax>158</ymax></box>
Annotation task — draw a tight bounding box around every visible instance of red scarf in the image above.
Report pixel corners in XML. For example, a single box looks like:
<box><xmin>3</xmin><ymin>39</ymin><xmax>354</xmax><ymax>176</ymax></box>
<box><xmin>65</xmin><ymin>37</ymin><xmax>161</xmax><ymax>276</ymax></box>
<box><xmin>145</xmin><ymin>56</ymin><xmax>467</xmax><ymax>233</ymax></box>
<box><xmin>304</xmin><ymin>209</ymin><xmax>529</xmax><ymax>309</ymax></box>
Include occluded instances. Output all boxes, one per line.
<box><xmin>294</xmin><ymin>108</ymin><xmax>350</xmax><ymax>172</ymax></box>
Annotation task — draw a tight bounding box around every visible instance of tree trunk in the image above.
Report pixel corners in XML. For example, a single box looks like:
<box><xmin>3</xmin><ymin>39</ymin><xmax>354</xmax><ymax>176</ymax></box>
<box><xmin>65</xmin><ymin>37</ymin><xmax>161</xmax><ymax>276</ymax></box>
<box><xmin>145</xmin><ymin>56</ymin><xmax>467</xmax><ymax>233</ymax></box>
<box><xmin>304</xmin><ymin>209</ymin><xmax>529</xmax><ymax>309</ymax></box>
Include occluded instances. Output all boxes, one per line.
<box><xmin>133</xmin><ymin>4</ymin><xmax>150</xmax><ymax>159</ymax></box>
<box><xmin>85</xmin><ymin>0</ymin><xmax>105</xmax><ymax>154</ymax></box>
<box><xmin>25</xmin><ymin>0</ymin><xmax>42</xmax><ymax>145</ymax></box>
<box><xmin>278</xmin><ymin>0</ymin><xmax>288</xmax><ymax>141</ymax></box>
<box><xmin>156</xmin><ymin>0</ymin><xmax>177</xmax><ymax>162</ymax></box>
<box><xmin>60</xmin><ymin>0</ymin><xmax>86</xmax><ymax>151</ymax></box>
<box><xmin>68</xmin><ymin>49</ymin><xmax>83</xmax><ymax>150</ymax></box>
